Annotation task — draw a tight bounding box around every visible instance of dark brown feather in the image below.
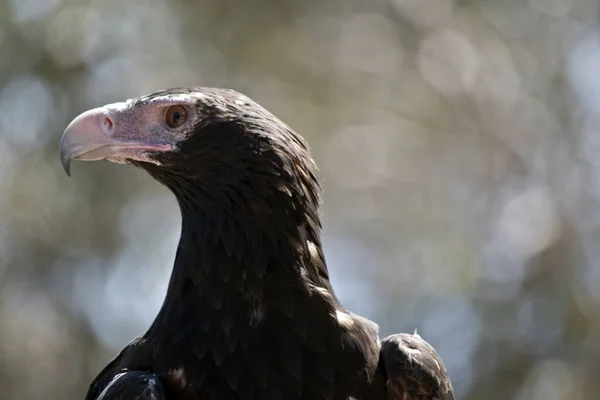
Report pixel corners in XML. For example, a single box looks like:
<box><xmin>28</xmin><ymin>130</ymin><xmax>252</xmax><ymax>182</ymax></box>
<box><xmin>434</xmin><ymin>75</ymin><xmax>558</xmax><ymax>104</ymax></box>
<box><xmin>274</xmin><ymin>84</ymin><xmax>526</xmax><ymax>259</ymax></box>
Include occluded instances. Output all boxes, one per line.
<box><xmin>379</xmin><ymin>332</ymin><xmax>454</xmax><ymax>400</ymax></box>
<box><xmin>96</xmin><ymin>371</ymin><xmax>166</xmax><ymax>400</ymax></box>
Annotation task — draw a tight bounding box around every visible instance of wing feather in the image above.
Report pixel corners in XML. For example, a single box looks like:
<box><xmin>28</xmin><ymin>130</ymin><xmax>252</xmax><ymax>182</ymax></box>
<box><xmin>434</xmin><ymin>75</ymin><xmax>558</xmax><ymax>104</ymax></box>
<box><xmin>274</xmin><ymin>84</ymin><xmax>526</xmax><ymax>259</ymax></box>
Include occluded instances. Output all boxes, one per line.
<box><xmin>379</xmin><ymin>332</ymin><xmax>454</xmax><ymax>400</ymax></box>
<box><xmin>96</xmin><ymin>371</ymin><xmax>166</xmax><ymax>400</ymax></box>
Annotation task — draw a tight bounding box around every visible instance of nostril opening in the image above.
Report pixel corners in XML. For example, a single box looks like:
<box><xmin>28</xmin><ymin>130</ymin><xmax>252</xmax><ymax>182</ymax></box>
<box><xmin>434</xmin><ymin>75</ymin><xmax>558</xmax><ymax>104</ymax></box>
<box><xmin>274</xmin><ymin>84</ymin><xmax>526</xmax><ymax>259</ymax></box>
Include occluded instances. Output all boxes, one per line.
<box><xmin>102</xmin><ymin>116</ymin><xmax>114</xmax><ymax>133</ymax></box>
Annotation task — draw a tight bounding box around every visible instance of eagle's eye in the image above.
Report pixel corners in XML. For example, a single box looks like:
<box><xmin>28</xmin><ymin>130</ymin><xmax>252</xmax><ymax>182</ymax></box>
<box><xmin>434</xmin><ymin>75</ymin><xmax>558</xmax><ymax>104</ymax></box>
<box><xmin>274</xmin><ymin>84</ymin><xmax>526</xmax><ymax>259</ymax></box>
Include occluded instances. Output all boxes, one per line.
<box><xmin>165</xmin><ymin>105</ymin><xmax>187</xmax><ymax>128</ymax></box>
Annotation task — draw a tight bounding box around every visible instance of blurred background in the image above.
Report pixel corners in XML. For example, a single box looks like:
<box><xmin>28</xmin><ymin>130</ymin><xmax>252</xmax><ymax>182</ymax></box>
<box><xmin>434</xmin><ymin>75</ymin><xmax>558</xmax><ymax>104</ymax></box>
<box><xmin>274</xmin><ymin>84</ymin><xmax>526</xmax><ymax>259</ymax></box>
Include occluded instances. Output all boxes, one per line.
<box><xmin>0</xmin><ymin>0</ymin><xmax>599</xmax><ymax>398</ymax></box>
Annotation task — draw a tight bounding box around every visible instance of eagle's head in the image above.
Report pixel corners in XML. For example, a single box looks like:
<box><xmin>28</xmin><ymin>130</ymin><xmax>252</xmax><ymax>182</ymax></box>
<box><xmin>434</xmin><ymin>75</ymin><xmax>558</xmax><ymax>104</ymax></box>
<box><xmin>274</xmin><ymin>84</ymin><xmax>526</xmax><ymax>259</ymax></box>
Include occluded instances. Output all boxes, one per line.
<box><xmin>60</xmin><ymin>87</ymin><xmax>321</xmax><ymax>227</ymax></box>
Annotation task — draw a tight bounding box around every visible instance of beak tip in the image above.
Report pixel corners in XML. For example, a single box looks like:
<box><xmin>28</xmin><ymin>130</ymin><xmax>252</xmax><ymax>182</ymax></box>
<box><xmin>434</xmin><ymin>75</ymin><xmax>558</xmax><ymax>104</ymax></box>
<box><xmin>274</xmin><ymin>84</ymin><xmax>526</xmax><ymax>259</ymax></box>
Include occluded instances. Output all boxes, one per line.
<box><xmin>60</xmin><ymin>144</ymin><xmax>72</xmax><ymax>177</ymax></box>
<box><xmin>63</xmin><ymin>163</ymin><xmax>71</xmax><ymax>177</ymax></box>
<box><xmin>61</xmin><ymin>158</ymin><xmax>72</xmax><ymax>177</ymax></box>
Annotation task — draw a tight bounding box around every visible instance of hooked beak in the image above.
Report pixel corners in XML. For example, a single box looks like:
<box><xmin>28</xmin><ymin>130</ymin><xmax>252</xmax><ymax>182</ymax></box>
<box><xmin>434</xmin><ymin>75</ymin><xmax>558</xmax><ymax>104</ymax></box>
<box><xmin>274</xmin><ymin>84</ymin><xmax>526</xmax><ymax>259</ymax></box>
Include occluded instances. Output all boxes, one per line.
<box><xmin>60</xmin><ymin>103</ymin><xmax>173</xmax><ymax>176</ymax></box>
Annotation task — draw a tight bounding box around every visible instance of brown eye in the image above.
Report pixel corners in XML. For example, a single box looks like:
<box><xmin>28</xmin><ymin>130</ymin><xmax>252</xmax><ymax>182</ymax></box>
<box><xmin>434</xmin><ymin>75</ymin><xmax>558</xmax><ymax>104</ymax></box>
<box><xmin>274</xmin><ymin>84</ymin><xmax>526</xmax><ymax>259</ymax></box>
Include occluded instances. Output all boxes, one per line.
<box><xmin>165</xmin><ymin>105</ymin><xmax>187</xmax><ymax>128</ymax></box>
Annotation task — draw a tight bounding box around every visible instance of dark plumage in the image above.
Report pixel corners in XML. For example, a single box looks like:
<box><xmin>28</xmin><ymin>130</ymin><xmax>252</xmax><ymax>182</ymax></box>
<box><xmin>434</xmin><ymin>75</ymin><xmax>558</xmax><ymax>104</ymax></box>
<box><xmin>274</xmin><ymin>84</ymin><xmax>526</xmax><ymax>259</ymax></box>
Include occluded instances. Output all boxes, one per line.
<box><xmin>60</xmin><ymin>87</ymin><xmax>454</xmax><ymax>400</ymax></box>
<box><xmin>380</xmin><ymin>333</ymin><xmax>454</xmax><ymax>400</ymax></box>
<box><xmin>96</xmin><ymin>370</ymin><xmax>166</xmax><ymax>400</ymax></box>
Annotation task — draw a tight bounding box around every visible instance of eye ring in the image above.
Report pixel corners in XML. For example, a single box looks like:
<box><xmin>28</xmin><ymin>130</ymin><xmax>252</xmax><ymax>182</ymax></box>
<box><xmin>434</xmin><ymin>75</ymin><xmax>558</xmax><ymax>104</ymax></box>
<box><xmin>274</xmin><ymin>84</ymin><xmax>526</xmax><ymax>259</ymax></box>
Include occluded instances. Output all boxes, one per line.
<box><xmin>165</xmin><ymin>105</ymin><xmax>187</xmax><ymax>128</ymax></box>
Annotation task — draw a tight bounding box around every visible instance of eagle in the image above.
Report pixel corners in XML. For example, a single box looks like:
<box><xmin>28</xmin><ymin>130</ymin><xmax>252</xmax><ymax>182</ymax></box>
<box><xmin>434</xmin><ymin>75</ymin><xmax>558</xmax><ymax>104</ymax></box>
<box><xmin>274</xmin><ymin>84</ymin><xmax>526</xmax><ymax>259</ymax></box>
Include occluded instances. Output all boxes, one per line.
<box><xmin>60</xmin><ymin>87</ymin><xmax>454</xmax><ymax>400</ymax></box>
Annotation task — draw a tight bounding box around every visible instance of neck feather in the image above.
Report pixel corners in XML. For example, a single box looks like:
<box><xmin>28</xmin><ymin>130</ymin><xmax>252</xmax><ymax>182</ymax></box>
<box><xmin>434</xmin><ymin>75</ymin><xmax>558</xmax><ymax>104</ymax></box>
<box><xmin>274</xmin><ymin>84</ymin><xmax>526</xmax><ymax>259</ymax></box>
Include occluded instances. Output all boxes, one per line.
<box><xmin>148</xmin><ymin>187</ymin><xmax>320</xmax><ymax>337</ymax></box>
